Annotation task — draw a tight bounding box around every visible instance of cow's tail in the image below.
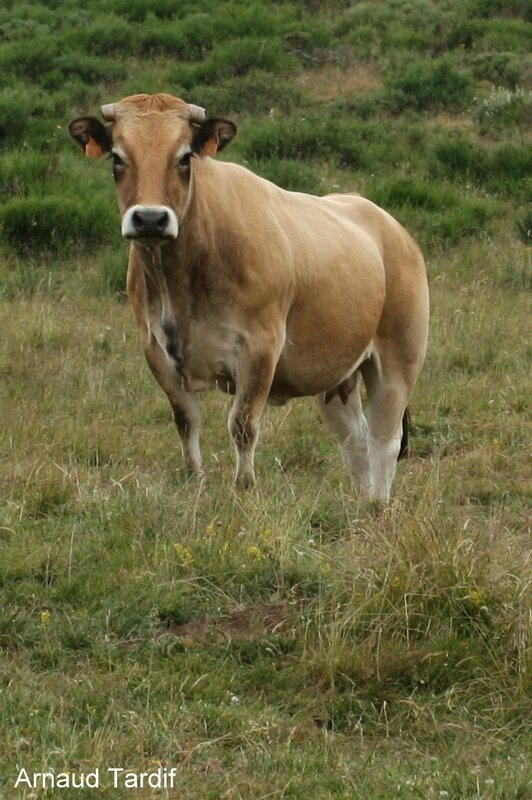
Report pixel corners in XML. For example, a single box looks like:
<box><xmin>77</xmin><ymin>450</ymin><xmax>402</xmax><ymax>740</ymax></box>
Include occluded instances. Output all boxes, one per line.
<box><xmin>398</xmin><ymin>407</ymin><xmax>410</xmax><ymax>461</ymax></box>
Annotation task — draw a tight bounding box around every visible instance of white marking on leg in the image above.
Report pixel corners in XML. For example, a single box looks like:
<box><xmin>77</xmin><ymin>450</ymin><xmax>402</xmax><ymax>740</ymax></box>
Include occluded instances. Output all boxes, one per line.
<box><xmin>367</xmin><ymin>433</ymin><xmax>402</xmax><ymax>501</ymax></box>
<box><xmin>316</xmin><ymin>379</ymin><xmax>371</xmax><ymax>493</ymax></box>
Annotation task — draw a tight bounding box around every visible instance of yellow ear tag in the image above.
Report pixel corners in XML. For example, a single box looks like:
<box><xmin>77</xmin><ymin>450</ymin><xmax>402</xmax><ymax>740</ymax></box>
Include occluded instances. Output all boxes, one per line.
<box><xmin>85</xmin><ymin>136</ymin><xmax>103</xmax><ymax>158</ymax></box>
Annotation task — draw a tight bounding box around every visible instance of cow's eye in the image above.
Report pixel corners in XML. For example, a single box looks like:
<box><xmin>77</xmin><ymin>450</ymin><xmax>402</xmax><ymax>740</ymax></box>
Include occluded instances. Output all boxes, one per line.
<box><xmin>178</xmin><ymin>151</ymin><xmax>192</xmax><ymax>168</ymax></box>
<box><xmin>112</xmin><ymin>152</ymin><xmax>125</xmax><ymax>167</ymax></box>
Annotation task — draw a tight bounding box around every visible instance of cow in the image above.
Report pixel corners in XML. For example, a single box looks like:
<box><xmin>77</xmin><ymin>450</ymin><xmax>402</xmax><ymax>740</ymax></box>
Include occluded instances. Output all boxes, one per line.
<box><xmin>69</xmin><ymin>93</ymin><xmax>429</xmax><ymax>500</ymax></box>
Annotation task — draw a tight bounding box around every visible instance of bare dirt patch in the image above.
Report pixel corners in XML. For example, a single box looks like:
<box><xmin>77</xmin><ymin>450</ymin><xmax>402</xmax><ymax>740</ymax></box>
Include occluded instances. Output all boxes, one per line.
<box><xmin>168</xmin><ymin>602</ymin><xmax>291</xmax><ymax>642</ymax></box>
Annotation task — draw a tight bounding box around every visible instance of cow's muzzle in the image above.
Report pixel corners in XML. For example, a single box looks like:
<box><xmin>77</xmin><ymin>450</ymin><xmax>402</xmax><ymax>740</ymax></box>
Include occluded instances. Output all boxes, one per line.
<box><xmin>122</xmin><ymin>205</ymin><xmax>178</xmax><ymax>242</ymax></box>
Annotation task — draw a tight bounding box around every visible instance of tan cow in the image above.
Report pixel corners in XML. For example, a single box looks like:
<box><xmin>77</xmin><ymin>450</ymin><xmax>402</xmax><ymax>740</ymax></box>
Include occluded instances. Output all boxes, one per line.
<box><xmin>69</xmin><ymin>93</ymin><xmax>429</xmax><ymax>500</ymax></box>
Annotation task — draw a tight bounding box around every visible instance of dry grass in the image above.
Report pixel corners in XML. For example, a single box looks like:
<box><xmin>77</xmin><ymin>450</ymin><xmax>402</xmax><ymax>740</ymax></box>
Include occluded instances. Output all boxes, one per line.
<box><xmin>0</xmin><ymin>231</ymin><xmax>530</xmax><ymax>798</ymax></box>
<box><xmin>295</xmin><ymin>61</ymin><xmax>382</xmax><ymax>102</ymax></box>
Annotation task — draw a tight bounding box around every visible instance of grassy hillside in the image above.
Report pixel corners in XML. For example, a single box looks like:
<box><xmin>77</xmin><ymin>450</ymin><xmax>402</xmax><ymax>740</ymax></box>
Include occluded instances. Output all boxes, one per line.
<box><xmin>0</xmin><ymin>1</ymin><xmax>531</xmax><ymax>798</ymax></box>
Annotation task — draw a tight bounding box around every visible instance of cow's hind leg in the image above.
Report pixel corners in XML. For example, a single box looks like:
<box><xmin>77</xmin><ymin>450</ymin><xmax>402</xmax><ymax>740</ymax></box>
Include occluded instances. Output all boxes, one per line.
<box><xmin>143</xmin><ymin>339</ymin><xmax>203</xmax><ymax>479</ymax></box>
<box><xmin>360</xmin><ymin>353</ymin><xmax>416</xmax><ymax>501</ymax></box>
<box><xmin>315</xmin><ymin>372</ymin><xmax>371</xmax><ymax>494</ymax></box>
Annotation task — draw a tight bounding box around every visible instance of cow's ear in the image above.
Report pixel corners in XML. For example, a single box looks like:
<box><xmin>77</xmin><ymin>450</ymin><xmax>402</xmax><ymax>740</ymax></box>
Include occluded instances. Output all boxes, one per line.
<box><xmin>68</xmin><ymin>116</ymin><xmax>111</xmax><ymax>159</ymax></box>
<box><xmin>193</xmin><ymin>118</ymin><xmax>237</xmax><ymax>158</ymax></box>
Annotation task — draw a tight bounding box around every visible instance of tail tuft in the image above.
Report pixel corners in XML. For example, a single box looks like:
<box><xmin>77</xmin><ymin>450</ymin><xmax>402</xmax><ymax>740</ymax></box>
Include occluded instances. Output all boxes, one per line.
<box><xmin>398</xmin><ymin>408</ymin><xmax>410</xmax><ymax>461</ymax></box>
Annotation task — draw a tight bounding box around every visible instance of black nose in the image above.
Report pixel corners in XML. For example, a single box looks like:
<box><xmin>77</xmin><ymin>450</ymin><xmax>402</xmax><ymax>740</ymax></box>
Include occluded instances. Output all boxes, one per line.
<box><xmin>131</xmin><ymin>208</ymin><xmax>170</xmax><ymax>237</ymax></box>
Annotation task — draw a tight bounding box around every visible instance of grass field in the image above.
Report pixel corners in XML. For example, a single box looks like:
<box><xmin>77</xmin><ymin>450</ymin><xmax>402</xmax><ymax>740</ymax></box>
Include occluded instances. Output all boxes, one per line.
<box><xmin>0</xmin><ymin>1</ymin><xmax>531</xmax><ymax>798</ymax></box>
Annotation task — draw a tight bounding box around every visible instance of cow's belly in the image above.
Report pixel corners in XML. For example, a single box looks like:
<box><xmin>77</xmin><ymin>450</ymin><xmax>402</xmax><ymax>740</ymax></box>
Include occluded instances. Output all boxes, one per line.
<box><xmin>271</xmin><ymin>329</ymin><xmax>374</xmax><ymax>400</ymax></box>
<box><xmin>270</xmin><ymin>271</ymin><xmax>384</xmax><ymax>398</ymax></box>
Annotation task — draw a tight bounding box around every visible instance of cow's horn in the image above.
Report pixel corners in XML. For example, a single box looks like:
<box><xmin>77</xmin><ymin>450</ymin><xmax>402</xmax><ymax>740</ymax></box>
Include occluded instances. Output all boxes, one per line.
<box><xmin>101</xmin><ymin>103</ymin><xmax>116</xmax><ymax>121</ymax></box>
<box><xmin>188</xmin><ymin>104</ymin><xmax>206</xmax><ymax>124</ymax></box>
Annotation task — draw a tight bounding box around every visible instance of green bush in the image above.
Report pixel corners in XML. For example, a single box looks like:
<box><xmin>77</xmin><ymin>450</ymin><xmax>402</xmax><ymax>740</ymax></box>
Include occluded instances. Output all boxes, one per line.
<box><xmin>431</xmin><ymin>136</ymin><xmax>532</xmax><ymax>198</ymax></box>
<box><xmin>97</xmin><ymin>248</ymin><xmax>128</xmax><ymax>294</ymax></box>
<box><xmin>52</xmin><ymin>53</ymin><xmax>126</xmax><ymax>85</ymax></box>
<box><xmin>241</xmin><ymin>117</ymin><xmax>367</xmax><ymax>168</ymax></box>
<box><xmin>241</xmin><ymin>116</ymin><xmax>425</xmax><ymax>172</ymax></box>
<box><xmin>369</xmin><ymin>175</ymin><xmax>449</xmax><ymax>212</ymax></box>
<box><xmin>173</xmin><ymin>37</ymin><xmax>298</xmax><ymax>89</ymax></box>
<box><xmin>469</xmin><ymin>52</ymin><xmax>525</xmax><ymax>89</ymax></box>
<box><xmin>431</xmin><ymin>137</ymin><xmax>491</xmax><ymax>182</ymax></box>
<box><xmin>0</xmin><ymin>151</ymin><xmax>53</xmax><ymax>198</ymax></box>
<box><xmin>479</xmin><ymin>16</ymin><xmax>532</xmax><ymax>51</ymax></box>
<box><xmin>178</xmin><ymin>13</ymin><xmax>217</xmax><ymax>60</ymax></box>
<box><xmin>0</xmin><ymin>86</ymin><xmax>57</xmax><ymax>145</ymax></box>
<box><xmin>0</xmin><ymin>16</ymin><xmax>51</xmax><ymax>41</ymax></box>
<box><xmin>136</xmin><ymin>17</ymin><xmax>187</xmax><ymax>56</ymax></box>
<box><xmin>335</xmin><ymin>0</ymin><xmax>443</xmax><ymax>55</ymax></box>
<box><xmin>473</xmin><ymin>88</ymin><xmax>532</xmax><ymax>132</ymax></box>
<box><xmin>67</xmin><ymin>15</ymin><xmax>136</xmax><ymax>57</ymax></box>
<box><xmin>516</xmin><ymin>209</ymin><xmax>532</xmax><ymax>245</ymax></box>
<box><xmin>430</xmin><ymin>199</ymin><xmax>500</xmax><ymax>245</ymax></box>
<box><xmin>110</xmin><ymin>0</ymin><xmax>178</xmax><ymax>23</ymax></box>
<box><xmin>383</xmin><ymin>57</ymin><xmax>475</xmax><ymax>112</ymax></box>
<box><xmin>0</xmin><ymin>197</ymin><xmax>115</xmax><ymax>255</ymax></box>
<box><xmin>188</xmin><ymin>71</ymin><xmax>302</xmax><ymax>116</ymax></box>
<box><xmin>463</xmin><ymin>0</ymin><xmax>531</xmax><ymax>20</ymax></box>
<box><xmin>367</xmin><ymin>175</ymin><xmax>500</xmax><ymax>246</ymax></box>
<box><xmin>251</xmin><ymin>159</ymin><xmax>323</xmax><ymax>194</ymax></box>
<box><xmin>0</xmin><ymin>38</ymin><xmax>57</xmax><ymax>83</ymax></box>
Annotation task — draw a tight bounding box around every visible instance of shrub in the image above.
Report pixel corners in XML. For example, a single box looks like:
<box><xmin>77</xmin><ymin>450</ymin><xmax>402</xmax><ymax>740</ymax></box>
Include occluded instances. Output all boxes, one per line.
<box><xmin>479</xmin><ymin>16</ymin><xmax>532</xmax><ymax>50</ymax></box>
<box><xmin>188</xmin><ymin>71</ymin><xmax>302</xmax><ymax>116</ymax></box>
<box><xmin>430</xmin><ymin>198</ymin><xmax>500</xmax><ymax>245</ymax></box>
<box><xmin>0</xmin><ymin>86</ymin><xmax>57</xmax><ymax>146</ymax></box>
<box><xmin>241</xmin><ymin>117</ymin><xmax>368</xmax><ymax>168</ymax></box>
<box><xmin>473</xmin><ymin>88</ymin><xmax>532</xmax><ymax>132</ymax></box>
<box><xmin>0</xmin><ymin>197</ymin><xmax>115</xmax><ymax>255</ymax></box>
<box><xmin>212</xmin><ymin>2</ymin><xmax>295</xmax><ymax>41</ymax></box>
<box><xmin>469</xmin><ymin>52</ymin><xmax>525</xmax><ymax>89</ymax></box>
<box><xmin>431</xmin><ymin>137</ymin><xmax>491</xmax><ymax>183</ymax></box>
<box><xmin>173</xmin><ymin>37</ymin><xmax>298</xmax><ymax>89</ymax></box>
<box><xmin>0</xmin><ymin>38</ymin><xmax>57</xmax><ymax>83</ymax></box>
<box><xmin>367</xmin><ymin>175</ymin><xmax>500</xmax><ymax>247</ymax></box>
<box><xmin>431</xmin><ymin>136</ymin><xmax>532</xmax><ymax>199</ymax></box>
<box><xmin>241</xmin><ymin>115</ymin><xmax>424</xmax><ymax>171</ymax></box>
<box><xmin>0</xmin><ymin>151</ymin><xmax>53</xmax><ymax>198</ymax></box>
<box><xmin>251</xmin><ymin>159</ymin><xmax>323</xmax><ymax>194</ymax></box>
<box><xmin>335</xmin><ymin>0</ymin><xmax>443</xmax><ymax>55</ymax></box>
<box><xmin>178</xmin><ymin>13</ymin><xmax>217</xmax><ymax>60</ymax></box>
<box><xmin>136</xmin><ymin>17</ymin><xmax>187</xmax><ymax>57</ymax></box>
<box><xmin>52</xmin><ymin>54</ymin><xmax>126</xmax><ymax>85</ymax></box>
<box><xmin>97</xmin><ymin>248</ymin><xmax>128</xmax><ymax>294</ymax></box>
<box><xmin>369</xmin><ymin>175</ymin><xmax>449</xmax><ymax>212</ymax></box>
<box><xmin>110</xmin><ymin>0</ymin><xmax>177</xmax><ymax>23</ymax></box>
<box><xmin>68</xmin><ymin>15</ymin><xmax>136</xmax><ymax>57</ymax></box>
<box><xmin>516</xmin><ymin>210</ymin><xmax>532</xmax><ymax>245</ymax></box>
<box><xmin>463</xmin><ymin>0</ymin><xmax>531</xmax><ymax>20</ymax></box>
<box><xmin>383</xmin><ymin>57</ymin><xmax>475</xmax><ymax>112</ymax></box>
<box><xmin>0</xmin><ymin>17</ymin><xmax>51</xmax><ymax>41</ymax></box>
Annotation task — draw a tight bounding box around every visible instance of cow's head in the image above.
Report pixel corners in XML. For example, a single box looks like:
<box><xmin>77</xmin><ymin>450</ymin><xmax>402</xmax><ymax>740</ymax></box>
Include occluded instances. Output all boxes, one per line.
<box><xmin>69</xmin><ymin>93</ymin><xmax>236</xmax><ymax>245</ymax></box>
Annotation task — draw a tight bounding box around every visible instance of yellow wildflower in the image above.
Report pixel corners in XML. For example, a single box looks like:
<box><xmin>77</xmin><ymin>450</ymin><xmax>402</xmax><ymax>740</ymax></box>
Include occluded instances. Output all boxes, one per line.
<box><xmin>248</xmin><ymin>545</ymin><xmax>264</xmax><ymax>561</ymax></box>
<box><xmin>173</xmin><ymin>543</ymin><xmax>195</xmax><ymax>567</ymax></box>
<box><xmin>40</xmin><ymin>610</ymin><xmax>51</xmax><ymax>625</ymax></box>
<box><xmin>467</xmin><ymin>589</ymin><xmax>486</xmax><ymax>607</ymax></box>
<box><xmin>261</xmin><ymin>528</ymin><xmax>274</xmax><ymax>542</ymax></box>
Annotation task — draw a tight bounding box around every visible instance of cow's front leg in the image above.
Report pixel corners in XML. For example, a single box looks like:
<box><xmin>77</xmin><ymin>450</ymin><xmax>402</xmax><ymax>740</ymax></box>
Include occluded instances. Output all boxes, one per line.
<box><xmin>228</xmin><ymin>352</ymin><xmax>276</xmax><ymax>489</ymax></box>
<box><xmin>141</xmin><ymin>334</ymin><xmax>204</xmax><ymax>479</ymax></box>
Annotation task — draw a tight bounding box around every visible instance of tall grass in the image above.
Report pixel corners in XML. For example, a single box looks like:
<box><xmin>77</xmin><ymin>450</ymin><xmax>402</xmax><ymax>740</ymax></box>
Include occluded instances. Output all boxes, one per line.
<box><xmin>0</xmin><ymin>1</ymin><xmax>531</xmax><ymax>797</ymax></box>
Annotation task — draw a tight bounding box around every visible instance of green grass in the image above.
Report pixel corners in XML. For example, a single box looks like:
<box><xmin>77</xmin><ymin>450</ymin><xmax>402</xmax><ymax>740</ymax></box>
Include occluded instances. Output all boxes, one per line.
<box><xmin>0</xmin><ymin>0</ymin><xmax>531</xmax><ymax>797</ymax></box>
